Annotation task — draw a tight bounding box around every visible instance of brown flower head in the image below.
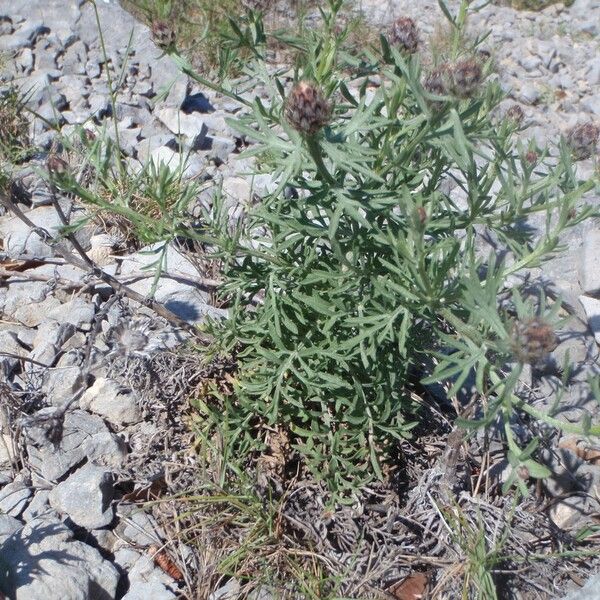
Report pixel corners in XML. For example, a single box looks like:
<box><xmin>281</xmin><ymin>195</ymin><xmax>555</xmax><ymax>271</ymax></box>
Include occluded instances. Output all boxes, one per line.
<box><xmin>506</xmin><ymin>105</ymin><xmax>525</xmax><ymax>126</ymax></box>
<box><xmin>566</xmin><ymin>122</ymin><xmax>599</xmax><ymax>161</ymax></box>
<box><xmin>285</xmin><ymin>81</ymin><xmax>331</xmax><ymax>136</ymax></box>
<box><xmin>151</xmin><ymin>20</ymin><xmax>176</xmax><ymax>51</ymax></box>
<box><xmin>524</xmin><ymin>150</ymin><xmax>538</xmax><ymax>165</ymax></box>
<box><xmin>511</xmin><ymin>317</ymin><xmax>558</xmax><ymax>365</ymax></box>
<box><xmin>450</xmin><ymin>58</ymin><xmax>482</xmax><ymax>98</ymax></box>
<box><xmin>423</xmin><ymin>65</ymin><xmax>450</xmax><ymax>108</ymax></box>
<box><xmin>389</xmin><ymin>17</ymin><xmax>419</xmax><ymax>54</ymax></box>
<box><xmin>46</xmin><ymin>155</ymin><xmax>68</xmax><ymax>176</ymax></box>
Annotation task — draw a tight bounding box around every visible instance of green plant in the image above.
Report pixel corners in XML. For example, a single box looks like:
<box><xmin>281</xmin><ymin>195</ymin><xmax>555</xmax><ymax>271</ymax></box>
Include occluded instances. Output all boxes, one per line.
<box><xmin>159</xmin><ymin>0</ymin><xmax>600</xmax><ymax>498</ymax></box>
<box><xmin>493</xmin><ymin>0</ymin><xmax>575</xmax><ymax>10</ymax></box>
<box><xmin>150</xmin><ymin>476</ymin><xmax>350</xmax><ymax>599</ymax></box>
<box><xmin>436</xmin><ymin>500</ymin><xmax>513</xmax><ymax>600</ymax></box>
<box><xmin>0</xmin><ymin>86</ymin><xmax>33</xmax><ymax>163</ymax></box>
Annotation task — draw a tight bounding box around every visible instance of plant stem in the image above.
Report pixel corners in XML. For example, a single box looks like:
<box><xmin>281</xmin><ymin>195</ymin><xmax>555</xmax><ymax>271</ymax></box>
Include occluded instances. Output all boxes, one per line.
<box><xmin>169</xmin><ymin>52</ymin><xmax>252</xmax><ymax>108</ymax></box>
<box><xmin>305</xmin><ymin>135</ymin><xmax>336</xmax><ymax>186</ymax></box>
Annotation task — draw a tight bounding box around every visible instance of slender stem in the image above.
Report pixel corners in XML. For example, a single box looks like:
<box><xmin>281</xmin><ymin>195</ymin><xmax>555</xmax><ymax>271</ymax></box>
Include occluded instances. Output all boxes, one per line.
<box><xmin>169</xmin><ymin>53</ymin><xmax>252</xmax><ymax>108</ymax></box>
<box><xmin>517</xmin><ymin>401</ymin><xmax>600</xmax><ymax>437</ymax></box>
<box><xmin>305</xmin><ymin>135</ymin><xmax>335</xmax><ymax>186</ymax></box>
<box><xmin>92</xmin><ymin>0</ymin><xmax>127</xmax><ymax>180</ymax></box>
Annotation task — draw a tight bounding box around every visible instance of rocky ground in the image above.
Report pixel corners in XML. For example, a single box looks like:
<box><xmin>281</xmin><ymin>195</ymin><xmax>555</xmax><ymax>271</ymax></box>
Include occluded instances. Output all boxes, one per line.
<box><xmin>0</xmin><ymin>0</ymin><xmax>599</xmax><ymax>598</ymax></box>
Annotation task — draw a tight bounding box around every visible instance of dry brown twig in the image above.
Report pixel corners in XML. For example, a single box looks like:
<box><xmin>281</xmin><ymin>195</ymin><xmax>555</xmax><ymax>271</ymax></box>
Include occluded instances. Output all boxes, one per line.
<box><xmin>0</xmin><ymin>190</ymin><xmax>213</xmax><ymax>344</ymax></box>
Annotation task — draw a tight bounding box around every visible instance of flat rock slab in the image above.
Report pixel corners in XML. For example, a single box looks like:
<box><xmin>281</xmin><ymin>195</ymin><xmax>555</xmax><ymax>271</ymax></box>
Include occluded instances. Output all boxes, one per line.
<box><xmin>25</xmin><ymin>409</ymin><xmax>127</xmax><ymax>481</ymax></box>
<box><xmin>48</xmin><ymin>462</ymin><xmax>115</xmax><ymax>529</ymax></box>
<box><xmin>0</xmin><ymin>514</ymin><xmax>119</xmax><ymax>599</ymax></box>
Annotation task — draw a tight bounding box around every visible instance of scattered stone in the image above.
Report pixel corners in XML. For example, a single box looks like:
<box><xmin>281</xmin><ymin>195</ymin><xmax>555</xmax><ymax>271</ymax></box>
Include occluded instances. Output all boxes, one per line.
<box><xmin>48</xmin><ymin>297</ymin><xmax>96</xmax><ymax>329</ymax></box>
<box><xmin>579</xmin><ymin>296</ymin><xmax>600</xmax><ymax>345</ymax></box>
<box><xmin>0</xmin><ymin>514</ymin><xmax>120</xmax><ymax>599</ymax></box>
<box><xmin>149</xmin><ymin>145</ymin><xmax>204</xmax><ymax>179</ymax></box>
<box><xmin>122</xmin><ymin>581</ymin><xmax>177</xmax><ymax>600</ymax></box>
<box><xmin>79</xmin><ymin>377</ymin><xmax>142</xmax><ymax>426</ymax></box>
<box><xmin>48</xmin><ymin>462</ymin><xmax>115</xmax><ymax>529</ymax></box>
<box><xmin>209</xmin><ymin>579</ymin><xmax>241</xmax><ymax>600</ymax></box>
<box><xmin>0</xmin><ymin>206</ymin><xmax>65</xmax><ymax>258</ymax></box>
<box><xmin>21</xmin><ymin>489</ymin><xmax>52</xmax><ymax>522</ymax></box>
<box><xmin>25</xmin><ymin>409</ymin><xmax>127</xmax><ymax>481</ymax></box>
<box><xmin>561</xmin><ymin>573</ymin><xmax>600</xmax><ymax>600</ymax></box>
<box><xmin>121</xmin><ymin>509</ymin><xmax>165</xmax><ymax>547</ymax></box>
<box><xmin>43</xmin><ymin>365</ymin><xmax>83</xmax><ymax>407</ymax></box>
<box><xmin>0</xmin><ymin>477</ymin><xmax>32</xmax><ymax>517</ymax></box>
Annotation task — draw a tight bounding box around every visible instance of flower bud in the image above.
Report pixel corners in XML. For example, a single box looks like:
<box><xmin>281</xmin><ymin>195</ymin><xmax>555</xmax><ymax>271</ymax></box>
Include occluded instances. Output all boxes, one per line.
<box><xmin>285</xmin><ymin>81</ymin><xmax>331</xmax><ymax>136</ymax></box>
<box><xmin>450</xmin><ymin>59</ymin><xmax>482</xmax><ymax>98</ymax></box>
<box><xmin>47</xmin><ymin>155</ymin><xmax>68</xmax><ymax>176</ymax></box>
<box><xmin>511</xmin><ymin>317</ymin><xmax>558</xmax><ymax>365</ymax></box>
<box><xmin>423</xmin><ymin>65</ymin><xmax>450</xmax><ymax>109</ymax></box>
<box><xmin>424</xmin><ymin>66</ymin><xmax>449</xmax><ymax>95</ymax></box>
<box><xmin>524</xmin><ymin>150</ymin><xmax>538</xmax><ymax>165</ymax></box>
<box><xmin>389</xmin><ymin>17</ymin><xmax>419</xmax><ymax>54</ymax></box>
<box><xmin>566</xmin><ymin>122</ymin><xmax>599</xmax><ymax>161</ymax></box>
<box><xmin>151</xmin><ymin>20</ymin><xmax>176</xmax><ymax>51</ymax></box>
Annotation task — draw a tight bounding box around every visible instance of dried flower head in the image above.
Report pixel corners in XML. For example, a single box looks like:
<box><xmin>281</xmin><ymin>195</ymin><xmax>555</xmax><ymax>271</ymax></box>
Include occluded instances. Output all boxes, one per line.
<box><xmin>506</xmin><ymin>105</ymin><xmax>525</xmax><ymax>126</ymax></box>
<box><xmin>450</xmin><ymin>59</ymin><xmax>482</xmax><ymax>98</ymax></box>
<box><xmin>285</xmin><ymin>81</ymin><xmax>331</xmax><ymax>136</ymax></box>
<box><xmin>46</xmin><ymin>155</ymin><xmax>68</xmax><ymax>176</ymax></box>
<box><xmin>511</xmin><ymin>317</ymin><xmax>558</xmax><ymax>365</ymax></box>
<box><xmin>423</xmin><ymin>65</ymin><xmax>450</xmax><ymax>109</ymax></box>
<box><xmin>566</xmin><ymin>122</ymin><xmax>599</xmax><ymax>161</ymax></box>
<box><xmin>108</xmin><ymin>320</ymin><xmax>152</xmax><ymax>359</ymax></box>
<box><xmin>151</xmin><ymin>20</ymin><xmax>176</xmax><ymax>51</ymax></box>
<box><xmin>389</xmin><ymin>17</ymin><xmax>419</xmax><ymax>54</ymax></box>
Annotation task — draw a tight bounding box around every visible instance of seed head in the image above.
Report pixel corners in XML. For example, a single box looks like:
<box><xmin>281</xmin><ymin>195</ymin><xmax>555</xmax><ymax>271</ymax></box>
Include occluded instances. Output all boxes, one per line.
<box><xmin>566</xmin><ymin>122</ymin><xmax>599</xmax><ymax>161</ymax></box>
<box><xmin>511</xmin><ymin>317</ymin><xmax>558</xmax><ymax>365</ymax></box>
<box><xmin>285</xmin><ymin>81</ymin><xmax>331</xmax><ymax>136</ymax></box>
<box><xmin>424</xmin><ymin>65</ymin><xmax>449</xmax><ymax>95</ymax></box>
<box><xmin>423</xmin><ymin>65</ymin><xmax>450</xmax><ymax>108</ymax></box>
<box><xmin>450</xmin><ymin>59</ymin><xmax>482</xmax><ymax>98</ymax></box>
<box><xmin>506</xmin><ymin>105</ymin><xmax>525</xmax><ymax>126</ymax></box>
<box><xmin>151</xmin><ymin>20</ymin><xmax>176</xmax><ymax>51</ymax></box>
<box><xmin>46</xmin><ymin>155</ymin><xmax>68</xmax><ymax>176</ymax></box>
<box><xmin>389</xmin><ymin>17</ymin><xmax>419</xmax><ymax>54</ymax></box>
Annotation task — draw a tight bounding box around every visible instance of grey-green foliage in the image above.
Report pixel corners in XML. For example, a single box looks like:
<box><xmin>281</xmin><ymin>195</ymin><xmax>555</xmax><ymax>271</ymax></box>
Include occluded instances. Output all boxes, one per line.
<box><xmin>178</xmin><ymin>0</ymin><xmax>598</xmax><ymax>496</ymax></box>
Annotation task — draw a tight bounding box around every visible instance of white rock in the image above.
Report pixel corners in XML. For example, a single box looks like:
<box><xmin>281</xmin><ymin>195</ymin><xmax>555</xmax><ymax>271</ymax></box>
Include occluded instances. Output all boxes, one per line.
<box><xmin>48</xmin><ymin>297</ymin><xmax>95</xmax><ymax>329</ymax></box>
<box><xmin>122</xmin><ymin>581</ymin><xmax>176</xmax><ymax>600</ymax></box>
<box><xmin>149</xmin><ymin>146</ymin><xmax>204</xmax><ymax>179</ymax></box>
<box><xmin>579</xmin><ymin>230</ymin><xmax>600</xmax><ymax>296</ymax></box>
<box><xmin>80</xmin><ymin>377</ymin><xmax>142</xmax><ymax>425</ymax></box>
<box><xmin>579</xmin><ymin>296</ymin><xmax>600</xmax><ymax>345</ymax></box>
<box><xmin>155</xmin><ymin>105</ymin><xmax>208</xmax><ymax>145</ymax></box>
<box><xmin>0</xmin><ymin>206</ymin><xmax>63</xmax><ymax>258</ymax></box>
<box><xmin>0</xmin><ymin>514</ymin><xmax>119</xmax><ymax>599</ymax></box>
<box><xmin>25</xmin><ymin>409</ymin><xmax>127</xmax><ymax>481</ymax></box>
<box><xmin>0</xmin><ymin>477</ymin><xmax>32</xmax><ymax>517</ymax></box>
<box><xmin>48</xmin><ymin>462</ymin><xmax>115</xmax><ymax>529</ymax></box>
